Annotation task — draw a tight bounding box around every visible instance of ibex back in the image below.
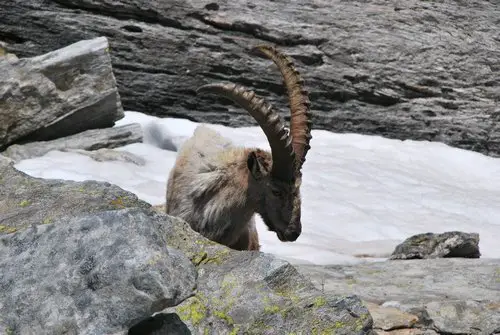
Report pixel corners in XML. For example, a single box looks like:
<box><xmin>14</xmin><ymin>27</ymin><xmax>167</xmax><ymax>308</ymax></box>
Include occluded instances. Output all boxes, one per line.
<box><xmin>166</xmin><ymin>45</ymin><xmax>312</xmax><ymax>251</ymax></box>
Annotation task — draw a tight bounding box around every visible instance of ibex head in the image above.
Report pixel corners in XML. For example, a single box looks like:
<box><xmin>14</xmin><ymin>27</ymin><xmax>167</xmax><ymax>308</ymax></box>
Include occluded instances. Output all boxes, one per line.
<box><xmin>196</xmin><ymin>45</ymin><xmax>312</xmax><ymax>243</ymax></box>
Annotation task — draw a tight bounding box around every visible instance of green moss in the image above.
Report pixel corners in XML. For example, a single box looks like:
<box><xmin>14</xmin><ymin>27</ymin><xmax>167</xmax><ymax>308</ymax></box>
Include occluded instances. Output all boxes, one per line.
<box><xmin>192</xmin><ymin>251</ymin><xmax>209</xmax><ymax>266</ymax></box>
<box><xmin>110</xmin><ymin>197</ymin><xmax>126</xmax><ymax>209</ymax></box>
<box><xmin>274</xmin><ymin>288</ymin><xmax>301</xmax><ymax>304</ymax></box>
<box><xmin>0</xmin><ymin>225</ymin><xmax>18</xmax><ymax>234</ymax></box>
<box><xmin>354</xmin><ymin>313</ymin><xmax>371</xmax><ymax>331</ymax></box>
<box><xmin>213</xmin><ymin>309</ymin><xmax>234</xmax><ymax>324</ymax></box>
<box><xmin>166</xmin><ymin>224</ymin><xmax>232</xmax><ymax>268</ymax></box>
<box><xmin>229</xmin><ymin>326</ymin><xmax>240</xmax><ymax>335</ymax></box>
<box><xmin>190</xmin><ymin>248</ymin><xmax>231</xmax><ymax>267</ymax></box>
<box><xmin>310</xmin><ymin>320</ymin><xmax>347</xmax><ymax>334</ymax></box>
<box><xmin>313</xmin><ymin>296</ymin><xmax>327</xmax><ymax>308</ymax></box>
<box><xmin>177</xmin><ymin>296</ymin><xmax>208</xmax><ymax>325</ymax></box>
<box><xmin>42</xmin><ymin>217</ymin><xmax>53</xmax><ymax>225</ymax></box>
<box><xmin>264</xmin><ymin>304</ymin><xmax>281</xmax><ymax>314</ymax></box>
<box><xmin>195</xmin><ymin>238</ymin><xmax>220</xmax><ymax>247</ymax></box>
<box><xmin>19</xmin><ymin>200</ymin><xmax>31</xmax><ymax>207</ymax></box>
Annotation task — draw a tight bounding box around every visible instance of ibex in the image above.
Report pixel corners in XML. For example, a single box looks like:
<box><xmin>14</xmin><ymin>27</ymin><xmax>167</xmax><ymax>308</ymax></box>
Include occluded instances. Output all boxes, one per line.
<box><xmin>165</xmin><ymin>45</ymin><xmax>312</xmax><ymax>251</ymax></box>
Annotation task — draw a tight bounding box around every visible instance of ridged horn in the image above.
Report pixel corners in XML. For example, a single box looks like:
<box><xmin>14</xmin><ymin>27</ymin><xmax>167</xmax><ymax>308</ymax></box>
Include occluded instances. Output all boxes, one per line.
<box><xmin>196</xmin><ymin>83</ymin><xmax>296</xmax><ymax>182</ymax></box>
<box><xmin>252</xmin><ymin>45</ymin><xmax>313</xmax><ymax>171</ymax></box>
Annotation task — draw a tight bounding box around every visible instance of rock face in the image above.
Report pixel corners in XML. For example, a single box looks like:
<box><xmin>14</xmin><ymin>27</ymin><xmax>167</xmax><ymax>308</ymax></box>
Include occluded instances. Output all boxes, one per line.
<box><xmin>390</xmin><ymin>231</ymin><xmax>481</xmax><ymax>260</ymax></box>
<box><xmin>0</xmin><ymin>154</ymin><xmax>151</xmax><ymax>233</ymax></box>
<box><xmin>161</xmin><ymin>214</ymin><xmax>373</xmax><ymax>334</ymax></box>
<box><xmin>0</xmin><ymin>155</ymin><xmax>374</xmax><ymax>334</ymax></box>
<box><xmin>1</xmin><ymin>123</ymin><xmax>143</xmax><ymax>162</ymax></box>
<box><xmin>0</xmin><ymin>208</ymin><xmax>197</xmax><ymax>335</ymax></box>
<box><xmin>297</xmin><ymin>258</ymin><xmax>500</xmax><ymax>335</ymax></box>
<box><xmin>1</xmin><ymin>0</ymin><xmax>499</xmax><ymax>156</ymax></box>
<box><xmin>0</xmin><ymin>36</ymin><xmax>124</xmax><ymax>150</ymax></box>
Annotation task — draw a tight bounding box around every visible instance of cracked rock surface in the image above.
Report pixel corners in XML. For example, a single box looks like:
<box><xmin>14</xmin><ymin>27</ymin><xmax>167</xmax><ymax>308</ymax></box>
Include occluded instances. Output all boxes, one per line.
<box><xmin>297</xmin><ymin>258</ymin><xmax>500</xmax><ymax>335</ymax></box>
<box><xmin>1</xmin><ymin>0</ymin><xmax>499</xmax><ymax>156</ymax></box>
<box><xmin>0</xmin><ymin>208</ymin><xmax>197</xmax><ymax>335</ymax></box>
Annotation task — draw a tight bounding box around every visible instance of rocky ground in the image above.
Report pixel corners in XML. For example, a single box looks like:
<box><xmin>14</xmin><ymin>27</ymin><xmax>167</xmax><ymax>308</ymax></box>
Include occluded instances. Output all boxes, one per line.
<box><xmin>1</xmin><ymin>0</ymin><xmax>499</xmax><ymax>156</ymax></box>
<box><xmin>297</xmin><ymin>259</ymin><xmax>500</xmax><ymax>334</ymax></box>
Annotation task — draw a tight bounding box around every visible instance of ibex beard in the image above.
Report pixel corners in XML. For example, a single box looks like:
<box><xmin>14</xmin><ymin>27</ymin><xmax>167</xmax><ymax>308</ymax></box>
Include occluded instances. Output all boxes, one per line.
<box><xmin>166</xmin><ymin>45</ymin><xmax>312</xmax><ymax>251</ymax></box>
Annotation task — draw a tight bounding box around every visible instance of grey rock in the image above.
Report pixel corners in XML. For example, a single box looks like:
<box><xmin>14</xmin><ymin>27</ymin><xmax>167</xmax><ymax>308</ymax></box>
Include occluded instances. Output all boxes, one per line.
<box><xmin>363</xmin><ymin>301</ymin><xmax>420</xmax><ymax>332</ymax></box>
<box><xmin>390</xmin><ymin>231</ymin><xmax>481</xmax><ymax>260</ymax></box>
<box><xmin>425</xmin><ymin>300</ymin><xmax>500</xmax><ymax>335</ymax></box>
<box><xmin>1</xmin><ymin>1</ymin><xmax>499</xmax><ymax>156</ymax></box>
<box><xmin>297</xmin><ymin>258</ymin><xmax>500</xmax><ymax>335</ymax></box>
<box><xmin>0</xmin><ymin>36</ymin><xmax>124</xmax><ymax>150</ymax></box>
<box><xmin>0</xmin><ymin>208</ymin><xmax>197</xmax><ymax>335</ymax></box>
<box><xmin>0</xmin><ymin>154</ymin><xmax>151</xmax><ymax>234</ymax></box>
<box><xmin>1</xmin><ymin>123</ymin><xmax>143</xmax><ymax>162</ymax></box>
<box><xmin>155</xmin><ymin>211</ymin><xmax>374</xmax><ymax>334</ymax></box>
<box><xmin>64</xmin><ymin>147</ymin><xmax>146</xmax><ymax>166</ymax></box>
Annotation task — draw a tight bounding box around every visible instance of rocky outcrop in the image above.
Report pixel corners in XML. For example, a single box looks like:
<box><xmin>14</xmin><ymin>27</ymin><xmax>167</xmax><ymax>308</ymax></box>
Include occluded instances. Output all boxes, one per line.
<box><xmin>0</xmin><ymin>36</ymin><xmax>123</xmax><ymax>151</ymax></box>
<box><xmin>0</xmin><ymin>153</ymin><xmax>151</xmax><ymax>233</ymax></box>
<box><xmin>0</xmin><ymin>208</ymin><xmax>197</xmax><ymax>335</ymax></box>
<box><xmin>1</xmin><ymin>0</ymin><xmax>499</xmax><ymax>156</ymax></box>
<box><xmin>297</xmin><ymin>258</ymin><xmax>500</xmax><ymax>335</ymax></box>
<box><xmin>0</xmin><ymin>155</ymin><xmax>374</xmax><ymax>334</ymax></box>
<box><xmin>1</xmin><ymin>123</ymin><xmax>143</xmax><ymax>162</ymax></box>
<box><xmin>390</xmin><ymin>231</ymin><xmax>481</xmax><ymax>260</ymax></box>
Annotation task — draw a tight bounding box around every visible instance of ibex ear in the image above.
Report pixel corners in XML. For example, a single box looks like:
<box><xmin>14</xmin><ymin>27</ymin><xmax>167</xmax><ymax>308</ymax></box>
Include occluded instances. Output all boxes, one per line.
<box><xmin>247</xmin><ymin>151</ymin><xmax>266</xmax><ymax>180</ymax></box>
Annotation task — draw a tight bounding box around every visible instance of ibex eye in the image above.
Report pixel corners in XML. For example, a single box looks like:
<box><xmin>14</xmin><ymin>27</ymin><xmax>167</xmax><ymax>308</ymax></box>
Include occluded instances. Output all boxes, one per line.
<box><xmin>272</xmin><ymin>189</ymin><xmax>281</xmax><ymax>196</ymax></box>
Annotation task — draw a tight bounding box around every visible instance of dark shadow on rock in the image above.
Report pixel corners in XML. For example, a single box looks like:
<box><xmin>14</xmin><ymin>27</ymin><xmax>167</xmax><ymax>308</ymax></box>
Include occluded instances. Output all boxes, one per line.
<box><xmin>128</xmin><ymin>313</ymin><xmax>192</xmax><ymax>335</ymax></box>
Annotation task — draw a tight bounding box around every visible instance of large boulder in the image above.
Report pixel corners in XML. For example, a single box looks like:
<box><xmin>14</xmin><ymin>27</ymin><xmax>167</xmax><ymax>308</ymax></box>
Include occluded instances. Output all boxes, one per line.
<box><xmin>1</xmin><ymin>0</ymin><xmax>499</xmax><ymax>156</ymax></box>
<box><xmin>0</xmin><ymin>208</ymin><xmax>197</xmax><ymax>335</ymax></box>
<box><xmin>0</xmin><ymin>36</ymin><xmax>124</xmax><ymax>150</ymax></box>
<box><xmin>1</xmin><ymin>123</ymin><xmax>143</xmax><ymax>162</ymax></box>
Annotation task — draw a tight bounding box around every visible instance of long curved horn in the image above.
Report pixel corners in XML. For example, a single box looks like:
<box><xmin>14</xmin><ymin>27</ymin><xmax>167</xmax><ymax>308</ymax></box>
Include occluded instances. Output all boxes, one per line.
<box><xmin>252</xmin><ymin>45</ymin><xmax>313</xmax><ymax>172</ymax></box>
<box><xmin>197</xmin><ymin>83</ymin><xmax>296</xmax><ymax>182</ymax></box>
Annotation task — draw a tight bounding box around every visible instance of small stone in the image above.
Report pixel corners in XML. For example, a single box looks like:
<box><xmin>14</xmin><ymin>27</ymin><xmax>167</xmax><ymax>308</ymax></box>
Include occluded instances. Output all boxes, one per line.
<box><xmin>390</xmin><ymin>231</ymin><xmax>480</xmax><ymax>260</ymax></box>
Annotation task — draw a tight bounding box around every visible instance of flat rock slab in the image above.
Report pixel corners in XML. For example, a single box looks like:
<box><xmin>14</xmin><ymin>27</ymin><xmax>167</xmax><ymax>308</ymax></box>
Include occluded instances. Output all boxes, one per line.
<box><xmin>0</xmin><ymin>155</ymin><xmax>151</xmax><ymax>234</ymax></box>
<box><xmin>0</xmin><ymin>36</ymin><xmax>124</xmax><ymax>150</ymax></box>
<box><xmin>0</xmin><ymin>208</ymin><xmax>197</xmax><ymax>335</ymax></box>
<box><xmin>297</xmin><ymin>258</ymin><xmax>500</xmax><ymax>334</ymax></box>
<box><xmin>1</xmin><ymin>123</ymin><xmax>143</xmax><ymax>162</ymax></box>
<box><xmin>1</xmin><ymin>0</ymin><xmax>499</xmax><ymax>156</ymax></box>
